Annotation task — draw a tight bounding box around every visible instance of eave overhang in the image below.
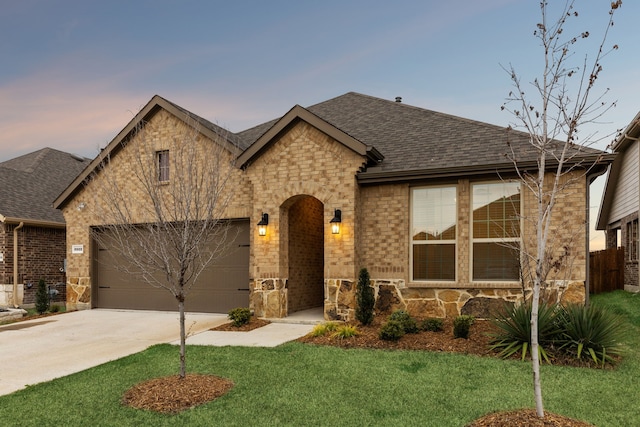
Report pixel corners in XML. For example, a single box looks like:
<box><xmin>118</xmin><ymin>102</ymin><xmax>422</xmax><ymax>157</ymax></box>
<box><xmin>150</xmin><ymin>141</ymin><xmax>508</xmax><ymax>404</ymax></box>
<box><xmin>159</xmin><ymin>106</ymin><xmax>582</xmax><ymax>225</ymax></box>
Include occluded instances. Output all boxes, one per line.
<box><xmin>357</xmin><ymin>154</ymin><xmax>615</xmax><ymax>185</ymax></box>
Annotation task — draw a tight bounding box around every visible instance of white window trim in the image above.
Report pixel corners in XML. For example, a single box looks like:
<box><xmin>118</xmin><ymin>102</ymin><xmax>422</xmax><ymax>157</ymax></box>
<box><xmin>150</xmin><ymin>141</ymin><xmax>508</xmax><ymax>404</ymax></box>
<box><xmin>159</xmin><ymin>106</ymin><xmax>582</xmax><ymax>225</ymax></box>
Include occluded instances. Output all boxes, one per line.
<box><xmin>470</xmin><ymin>180</ymin><xmax>522</xmax><ymax>284</ymax></box>
<box><xmin>410</xmin><ymin>185</ymin><xmax>458</xmax><ymax>283</ymax></box>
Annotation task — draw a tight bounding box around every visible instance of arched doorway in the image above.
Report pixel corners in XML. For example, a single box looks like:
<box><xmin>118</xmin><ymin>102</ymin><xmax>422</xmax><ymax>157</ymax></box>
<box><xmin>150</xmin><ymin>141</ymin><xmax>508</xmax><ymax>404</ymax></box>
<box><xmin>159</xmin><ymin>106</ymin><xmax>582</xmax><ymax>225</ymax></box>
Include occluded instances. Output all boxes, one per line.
<box><xmin>283</xmin><ymin>195</ymin><xmax>324</xmax><ymax>314</ymax></box>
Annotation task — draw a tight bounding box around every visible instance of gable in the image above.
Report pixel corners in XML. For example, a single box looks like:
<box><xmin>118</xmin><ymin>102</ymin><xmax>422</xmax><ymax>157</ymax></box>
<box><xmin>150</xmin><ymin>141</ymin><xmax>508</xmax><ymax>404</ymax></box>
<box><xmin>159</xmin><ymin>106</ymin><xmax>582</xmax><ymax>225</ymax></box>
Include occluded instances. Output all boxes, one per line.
<box><xmin>235</xmin><ymin>104</ymin><xmax>382</xmax><ymax>169</ymax></box>
<box><xmin>54</xmin><ymin>95</ymin><xmax>240</xmax><ymax>210</ymax></box>
<box><xmin>597</xmin><ymin>111</ymin><xmax>640</xmax><ymax>229</ymax></box>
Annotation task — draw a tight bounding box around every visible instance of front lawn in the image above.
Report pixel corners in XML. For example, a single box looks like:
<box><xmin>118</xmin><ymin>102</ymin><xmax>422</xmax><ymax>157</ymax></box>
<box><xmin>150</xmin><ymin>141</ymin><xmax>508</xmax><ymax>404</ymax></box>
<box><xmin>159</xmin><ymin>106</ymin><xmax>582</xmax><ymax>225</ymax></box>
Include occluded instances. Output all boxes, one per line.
<box><xmin>0</xmin><ymin>291</ymin><xmax>638</xmax><ymax>426</ymax></box>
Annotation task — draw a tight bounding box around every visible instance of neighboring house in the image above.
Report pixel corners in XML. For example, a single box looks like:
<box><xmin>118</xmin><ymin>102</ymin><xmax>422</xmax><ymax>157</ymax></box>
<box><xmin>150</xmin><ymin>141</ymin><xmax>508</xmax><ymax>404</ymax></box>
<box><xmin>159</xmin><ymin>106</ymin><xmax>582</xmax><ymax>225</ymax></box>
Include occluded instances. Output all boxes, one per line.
<box><xmin>0</xmin><ymin>148</ymin><xmax>91</xmax><ymax>307</ymax></box>
<box><xmin>54</xmin><ymin>93</ymin><xmax>612</xmax><ymax>319</ymax></box>
<box><xmin>597</xmin><ymin>111</ymin><xmax>640</xmax><ymax>292</ymax></box>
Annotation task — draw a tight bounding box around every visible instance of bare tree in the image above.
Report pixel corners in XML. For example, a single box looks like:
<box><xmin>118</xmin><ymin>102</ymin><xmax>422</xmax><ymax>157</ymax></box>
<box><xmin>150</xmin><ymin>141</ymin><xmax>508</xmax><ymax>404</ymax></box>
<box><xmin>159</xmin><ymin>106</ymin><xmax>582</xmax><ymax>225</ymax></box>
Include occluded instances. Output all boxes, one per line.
<box><xmin>86</xmin><ymin>111</ymin><xmax>240</xmax><ymax>378</ymax></box>
<box><xmin>501</xmin><ymin>0</ymin><xmax>622</xmax><ymax>418</ymax></box>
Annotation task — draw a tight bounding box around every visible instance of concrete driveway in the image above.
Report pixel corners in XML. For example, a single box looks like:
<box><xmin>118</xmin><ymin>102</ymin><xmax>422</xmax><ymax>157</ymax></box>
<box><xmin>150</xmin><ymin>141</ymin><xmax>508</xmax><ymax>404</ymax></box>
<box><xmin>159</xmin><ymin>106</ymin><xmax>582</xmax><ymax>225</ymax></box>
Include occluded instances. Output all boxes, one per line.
<box><xmin>0</xmin><ymin>309</ymin><xmax>228</xmax><ymax>396</ymax></box>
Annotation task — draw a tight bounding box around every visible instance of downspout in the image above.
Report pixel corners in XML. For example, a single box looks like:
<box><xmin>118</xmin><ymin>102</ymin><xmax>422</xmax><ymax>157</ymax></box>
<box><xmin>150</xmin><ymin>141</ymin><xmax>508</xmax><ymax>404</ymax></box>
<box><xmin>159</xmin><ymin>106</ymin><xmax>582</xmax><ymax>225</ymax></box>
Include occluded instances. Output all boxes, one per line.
<box><xmin>13</xmin><ymin>222</ymin><xmax>24</xmax><ymax>308</ymax></box>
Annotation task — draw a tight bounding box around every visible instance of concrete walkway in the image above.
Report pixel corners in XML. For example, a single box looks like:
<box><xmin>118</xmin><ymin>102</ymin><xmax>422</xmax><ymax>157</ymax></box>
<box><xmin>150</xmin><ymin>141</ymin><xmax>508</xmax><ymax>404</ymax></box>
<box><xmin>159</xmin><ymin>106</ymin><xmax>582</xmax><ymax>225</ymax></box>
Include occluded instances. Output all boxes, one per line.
<box><xmin>0</xmin><ymin>308</ymin><xmax>319</xmax><ymax>396</ymax></box>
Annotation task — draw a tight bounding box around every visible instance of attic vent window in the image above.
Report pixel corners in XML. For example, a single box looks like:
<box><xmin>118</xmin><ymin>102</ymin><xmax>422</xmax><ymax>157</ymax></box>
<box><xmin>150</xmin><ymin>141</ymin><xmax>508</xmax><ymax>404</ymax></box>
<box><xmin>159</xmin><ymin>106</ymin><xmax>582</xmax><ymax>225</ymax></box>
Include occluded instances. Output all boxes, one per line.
<box><xmin>157</xmin><ymin>150</ymin><xmax>169</xmax><ymax>182</ymax></box>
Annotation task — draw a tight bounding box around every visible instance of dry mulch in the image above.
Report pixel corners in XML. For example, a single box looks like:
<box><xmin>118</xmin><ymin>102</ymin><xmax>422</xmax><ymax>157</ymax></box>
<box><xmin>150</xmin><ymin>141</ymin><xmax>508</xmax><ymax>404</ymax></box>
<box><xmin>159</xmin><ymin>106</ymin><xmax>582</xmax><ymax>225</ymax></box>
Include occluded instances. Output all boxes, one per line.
<box><xmin>122</xmin><ymin>374</ymin><xmax>234</xmax><ymax>414</ymax></box>
<box><xmin>123</xmin><ymin>317</ymin><xmax>595</xmax><ymax>425</ymax></box>
<box><xmin>466</xmin><ymin>409</ymin><xmax>594</xmax><ymax>426</ymax></box>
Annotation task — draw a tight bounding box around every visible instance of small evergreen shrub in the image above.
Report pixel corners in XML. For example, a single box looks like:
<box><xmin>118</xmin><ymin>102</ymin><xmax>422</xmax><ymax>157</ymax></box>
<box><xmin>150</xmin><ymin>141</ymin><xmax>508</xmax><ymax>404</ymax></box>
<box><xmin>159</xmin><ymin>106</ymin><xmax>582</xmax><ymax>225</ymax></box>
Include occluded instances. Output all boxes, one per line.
<box><xmin>420</xmin><ymin>318</ymin><xmax>444</xmax><ymax>332</ymax></box>
<box><xmin>453</xmin><ymin>315</ymin><xmax>475</xmax><ymax>339</ymax></box>
<box><xmin>379</xmin><ymin>320</ymin><xmax>405</xmax><ymax>341</ymax></box>
<box><xmin>389</xmin><ymin>309</ymin><xmax>419</xmax><ymax>333</ymax></box>
<box><xmin>332</xmin><ymin>325</ymin><xmax>360</xmax><ymax>339</ymax></box>
<box><xmin>227</xmin><ymin>307</ymin><xmax>251</xmax><ymax>327</ymax></box>
<box><xmin>556</xmin><ymin>303</ymin><xmax>626</xmax><ymax>366</ymax></box>
<box><xmin>49</xmin><ymin>304</ymin><xmax>61</xmax><ymax>313</ymax></box>
<box><xmin>35</xmin><ymin>279</ymin><xmax>49</xmax><ymax>314</ymax></box>
<box><xmin>355</xmin><ymin>268</ymin><xmax>375</xmax><ymax>326</ymax></box>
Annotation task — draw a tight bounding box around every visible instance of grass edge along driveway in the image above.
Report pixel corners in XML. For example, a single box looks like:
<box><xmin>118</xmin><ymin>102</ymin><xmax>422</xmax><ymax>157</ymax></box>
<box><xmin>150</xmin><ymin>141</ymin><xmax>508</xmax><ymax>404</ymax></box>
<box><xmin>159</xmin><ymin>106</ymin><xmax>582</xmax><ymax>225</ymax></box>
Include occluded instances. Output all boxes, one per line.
<box><xmin>0</xmin><ymin>291</ymin><xmax>638</xmax><ymax>427</ymax></box>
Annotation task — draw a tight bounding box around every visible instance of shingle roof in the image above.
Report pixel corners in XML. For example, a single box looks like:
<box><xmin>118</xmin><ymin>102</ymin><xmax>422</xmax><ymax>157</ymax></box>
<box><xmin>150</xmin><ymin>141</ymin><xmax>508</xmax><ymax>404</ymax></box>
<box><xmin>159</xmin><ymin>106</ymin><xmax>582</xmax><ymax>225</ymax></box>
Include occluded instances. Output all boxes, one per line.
<box><xmin>0</xmin><ymin>148</ymin><xmax>91</xmax><ymax>224</ymax></box>
<box><xmin>238</xmin><ymin>92</ymin><xmax>609</xmax><ymax>180</ymax></box>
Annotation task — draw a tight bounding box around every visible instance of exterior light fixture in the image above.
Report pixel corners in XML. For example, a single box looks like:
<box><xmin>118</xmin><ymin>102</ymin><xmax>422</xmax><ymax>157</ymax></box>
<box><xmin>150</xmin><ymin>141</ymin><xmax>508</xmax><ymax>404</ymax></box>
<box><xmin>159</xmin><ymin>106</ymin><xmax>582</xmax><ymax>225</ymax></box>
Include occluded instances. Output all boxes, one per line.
<box><xmin>330</xmin><ymin>209</ymin><xmax>342</xmax><ymax>234</ymax></box>
<box><xmin>257</xmin><ymin>213</ymin><xmax>269</xmax><ymax>236</ymax></box>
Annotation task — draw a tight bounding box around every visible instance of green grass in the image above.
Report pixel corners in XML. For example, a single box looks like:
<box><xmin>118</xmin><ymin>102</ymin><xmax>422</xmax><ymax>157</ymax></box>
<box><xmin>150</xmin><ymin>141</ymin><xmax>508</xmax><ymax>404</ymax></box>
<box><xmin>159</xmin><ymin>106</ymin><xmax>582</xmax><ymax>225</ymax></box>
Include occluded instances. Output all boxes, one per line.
<box><xmin>1</xmin><ymin>291</ymin><xmax>639</xmax><ymax>426</ymax></box>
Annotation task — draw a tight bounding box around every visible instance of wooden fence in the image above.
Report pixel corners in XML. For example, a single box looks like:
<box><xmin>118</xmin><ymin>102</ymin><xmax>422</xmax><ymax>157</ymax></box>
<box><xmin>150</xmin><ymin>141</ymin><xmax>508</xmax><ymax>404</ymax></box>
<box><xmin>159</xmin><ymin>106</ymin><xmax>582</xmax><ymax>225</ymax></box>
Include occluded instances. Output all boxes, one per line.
<box><xmin>589</xmin><ymin>247</ymin><xmax>625</xmax><ymax>294</ymax></box>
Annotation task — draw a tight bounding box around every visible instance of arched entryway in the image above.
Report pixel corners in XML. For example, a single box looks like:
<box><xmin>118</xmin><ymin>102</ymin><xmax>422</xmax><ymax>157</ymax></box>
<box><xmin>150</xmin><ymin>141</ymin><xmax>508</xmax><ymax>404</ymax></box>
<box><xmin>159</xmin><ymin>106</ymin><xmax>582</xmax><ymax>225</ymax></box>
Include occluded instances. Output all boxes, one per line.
<box><xmin>282</xmin><ymin>195</ymin><xmax>325</xmax><ymax>314</ymax></box>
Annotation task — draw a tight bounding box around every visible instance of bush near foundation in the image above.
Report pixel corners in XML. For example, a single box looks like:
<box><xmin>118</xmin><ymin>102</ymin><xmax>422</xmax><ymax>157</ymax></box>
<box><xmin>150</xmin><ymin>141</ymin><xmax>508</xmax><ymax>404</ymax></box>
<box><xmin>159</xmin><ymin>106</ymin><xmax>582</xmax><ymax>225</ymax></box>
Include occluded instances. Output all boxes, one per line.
<box><xmin>453</xmin><ymin>315</ymin><xmax>475</xmax><ymax>339</ymax></box>
<box><xmin>379</xmin><ymin>320</ymin><xmax>405</xmax><ymax>341</ymax></box>
<box><xmin>227</xmin><ymin>307</ymin><xmax>251</xmax><ymax>327</ymax></box>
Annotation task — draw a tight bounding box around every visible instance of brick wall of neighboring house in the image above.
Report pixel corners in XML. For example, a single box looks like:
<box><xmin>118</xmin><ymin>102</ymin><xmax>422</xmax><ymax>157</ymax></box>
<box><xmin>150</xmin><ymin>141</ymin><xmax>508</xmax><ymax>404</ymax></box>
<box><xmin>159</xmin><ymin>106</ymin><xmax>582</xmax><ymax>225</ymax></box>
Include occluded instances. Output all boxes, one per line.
<box><xmin>61</xmin><ymin>109</ymin><xmax>252</xmax><ymax>310</ymax></box>
<box><xmin>619</xmin><ymin>212</ymin><xmax>639</xmax><ymax>290</ymax></box>
<box><xmin>0</xmin><ymin>223</ymin><xmax>67</xmax><ymax>306</ymax></box>
<box><xmin>0</xmin><ymin>223</ymin><xmax>7</xmax><ymax>284</ymax></box>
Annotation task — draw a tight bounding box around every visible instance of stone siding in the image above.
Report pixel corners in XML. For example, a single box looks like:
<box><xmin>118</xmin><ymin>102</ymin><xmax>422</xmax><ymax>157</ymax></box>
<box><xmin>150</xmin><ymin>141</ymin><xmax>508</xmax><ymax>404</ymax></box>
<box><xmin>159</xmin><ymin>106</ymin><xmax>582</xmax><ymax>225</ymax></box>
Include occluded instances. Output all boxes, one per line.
<box><xmin>325</xmin><ymin>278</ymin><xmax>586</xmax><ymax>321</ymax></box>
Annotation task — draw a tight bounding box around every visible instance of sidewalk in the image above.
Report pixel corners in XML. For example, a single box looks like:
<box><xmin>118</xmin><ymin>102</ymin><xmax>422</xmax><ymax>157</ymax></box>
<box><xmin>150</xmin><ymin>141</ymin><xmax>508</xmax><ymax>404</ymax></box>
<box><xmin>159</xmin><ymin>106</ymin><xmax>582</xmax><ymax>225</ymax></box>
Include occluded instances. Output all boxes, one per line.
<box><xmin>182</xmin><ymin>323</ymin><xmax>315</xmax><ymax>347</ymax></box>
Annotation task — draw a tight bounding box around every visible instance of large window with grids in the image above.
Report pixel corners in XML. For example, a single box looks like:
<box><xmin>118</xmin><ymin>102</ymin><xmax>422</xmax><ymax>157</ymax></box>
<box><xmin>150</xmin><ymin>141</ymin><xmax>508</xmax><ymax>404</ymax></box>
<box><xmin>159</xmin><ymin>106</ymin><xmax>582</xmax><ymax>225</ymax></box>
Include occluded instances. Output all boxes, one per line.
<box><xmin>411</xmin><ymin>186</ymin><xmax>457</xmax><ymax>281</ymax></box>
<box><xmin>472</xmin><ymin>181</ymin><xmax>521</xmax><ymax>281</ymax></box>
<box><xmin>157</xmin><ymin>150</ymin><xmax>169</xmax><ymax>182</ymax></box>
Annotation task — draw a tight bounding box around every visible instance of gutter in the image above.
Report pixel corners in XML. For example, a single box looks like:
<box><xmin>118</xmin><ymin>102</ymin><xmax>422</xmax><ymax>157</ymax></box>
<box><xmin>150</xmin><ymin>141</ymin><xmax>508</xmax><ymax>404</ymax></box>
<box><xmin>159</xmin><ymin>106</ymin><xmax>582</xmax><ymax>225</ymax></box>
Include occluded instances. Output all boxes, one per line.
<box><xmin>0</xmin><ymin>214</ymin><xmax>66</xmax><ymax>229</ymax></box>
<box><xmin>13</xmin><ymin>222</ymin><xmax>24</xmax><ymax>308</ymax></box>
<box><xmin>357</xmin><ymin>154</ymin><xmax>615</xmax><ymax>185</ymax></box>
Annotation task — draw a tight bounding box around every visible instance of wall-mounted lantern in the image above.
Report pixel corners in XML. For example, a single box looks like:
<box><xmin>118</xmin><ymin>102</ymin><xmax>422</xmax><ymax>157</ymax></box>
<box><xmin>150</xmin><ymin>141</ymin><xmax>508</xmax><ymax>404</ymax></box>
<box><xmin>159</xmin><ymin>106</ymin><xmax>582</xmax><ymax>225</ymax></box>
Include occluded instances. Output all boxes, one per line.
<box><xmin>330</xmin><ymin>209</ymin><xmax>342</xmax><ymax>234</ymax></box>
<box><xmin>257</xmin><ymin>213</ymin><xmax>269</xmax><ymax>236</ymax></box>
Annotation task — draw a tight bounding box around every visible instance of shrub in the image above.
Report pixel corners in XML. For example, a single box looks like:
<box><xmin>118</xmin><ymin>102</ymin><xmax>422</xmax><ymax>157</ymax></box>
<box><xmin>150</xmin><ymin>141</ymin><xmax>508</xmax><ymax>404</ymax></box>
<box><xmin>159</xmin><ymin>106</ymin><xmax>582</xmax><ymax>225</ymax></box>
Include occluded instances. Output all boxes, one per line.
<box><xmin>35</xmin><ymin>279</ymin><xmax>49</xmax><ymax>314</ymax></box>
<box><xmin>389</xmin><ymin>309</ymin><xmax>419</xmax><ymax>333</ymax></box>
<box><xmin>453</xmin><ymin>315</ymin><xmax>475</xmax><ymax>339</ymax></box>
<box><xmin>227</xmin><ymin>307</ymin><xmax>251</xmax><ymax>327</ymax></box>
<box><xmin>556</xmin><ymin>303</ymin><xmax>626</xmax><ymax>366</ymax></box>
<box><xmin>420</xmin><ymin>318</ymin><xmax>444</xmax><ymax>332</ymax></box>
<box><xmin>310</xmin><ymin>322</ymin><xmax>340</xmax><ymax>337</ymax></box>
<box><xmin>355</xmin><ymin>268</ymin><xmax>375</xmax><ymax>326</ymax></box>
<box><xmin>379</xmin><ymin>320</ymin><xmax>405</xmax><ymax>341</ymax></box>
<box><xmin>49</xmin><ymin>304</ymin><xmax>61</xmax><ymax>313</ymax></box>
<box><xmin>332</xmin><ymin>325</ymin><xmax>360</xmax><ymax>339</ymax></box>
<box><xmin>489</xmin><ymin>302</ymin><xmax>560</xmax><ymax>362</ymax></box>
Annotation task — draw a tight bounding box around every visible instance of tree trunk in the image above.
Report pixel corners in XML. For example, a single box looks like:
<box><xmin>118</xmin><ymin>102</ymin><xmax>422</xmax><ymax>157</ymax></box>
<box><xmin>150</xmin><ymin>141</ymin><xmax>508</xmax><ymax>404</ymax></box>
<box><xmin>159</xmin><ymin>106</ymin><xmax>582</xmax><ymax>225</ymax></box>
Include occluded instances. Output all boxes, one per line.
<box><xmin>531</xmin><ymin>277</ymin><xmax>544</xmax><ymax>417</ymax></box>
<box><xmin>178</xmin><ymin>298</ymin><xmax>186</xmax><ymax>379</ymax></box>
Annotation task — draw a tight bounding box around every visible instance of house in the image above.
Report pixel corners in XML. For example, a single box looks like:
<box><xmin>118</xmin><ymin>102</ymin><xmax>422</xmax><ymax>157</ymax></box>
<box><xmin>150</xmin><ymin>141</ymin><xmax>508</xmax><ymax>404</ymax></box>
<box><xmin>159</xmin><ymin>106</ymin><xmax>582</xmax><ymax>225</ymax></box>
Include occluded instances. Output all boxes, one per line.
<box><xmin>53</xmin><ymin>92</ymin><xmax>612</xmax><ymax>319</ymax></box>
<box><xmin>597</xmin><ymin>111</ymin><xmax>640</xmax><ymax>292</ymax></box>
<box><xmin>0</xmin><ymin>148</ymin><xmax>91</xmax><ymax>307</ymax></box>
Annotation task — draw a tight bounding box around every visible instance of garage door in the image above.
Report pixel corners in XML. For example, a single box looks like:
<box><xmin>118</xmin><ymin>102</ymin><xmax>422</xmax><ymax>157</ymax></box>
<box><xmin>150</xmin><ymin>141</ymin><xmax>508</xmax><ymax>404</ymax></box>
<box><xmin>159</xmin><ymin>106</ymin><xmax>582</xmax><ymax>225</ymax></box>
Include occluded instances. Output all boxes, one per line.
<box><xmin>93</xmin><ymin>220</ymin><xmax>250</xmax><ymax>313</ymax></box>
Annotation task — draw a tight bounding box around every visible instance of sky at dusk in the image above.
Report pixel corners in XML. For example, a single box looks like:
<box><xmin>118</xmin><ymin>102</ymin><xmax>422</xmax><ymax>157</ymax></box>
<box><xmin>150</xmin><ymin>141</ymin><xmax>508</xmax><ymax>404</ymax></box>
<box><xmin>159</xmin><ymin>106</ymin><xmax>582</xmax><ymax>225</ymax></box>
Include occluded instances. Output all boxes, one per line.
<box><xmin>1</xmin><ymin>1</ymin><xmax>638</xmax><ymax>249</ymax></box>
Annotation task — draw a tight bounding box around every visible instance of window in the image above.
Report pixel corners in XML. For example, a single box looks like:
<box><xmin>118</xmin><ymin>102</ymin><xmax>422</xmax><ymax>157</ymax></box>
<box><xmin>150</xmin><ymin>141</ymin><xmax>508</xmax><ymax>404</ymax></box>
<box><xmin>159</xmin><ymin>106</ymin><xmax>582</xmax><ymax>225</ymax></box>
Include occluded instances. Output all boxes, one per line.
<box><xmin>157</xmin><ymin>150</ymin><xmax>169</xmax><ymax>182</ymax></box>
<box><xmin>411</xmin><ymin>186</ymin><xmax>457</xmax><ymax>281</ymax></box>
<box><xmin>472</xmin><ymin>182</ymin><xmax>521</xmax><ymax>281</ymax></box>
<box><xmin>626</xmin><ymin>219</ymin><xmax>638</xmax><ymax>261</ymax></box>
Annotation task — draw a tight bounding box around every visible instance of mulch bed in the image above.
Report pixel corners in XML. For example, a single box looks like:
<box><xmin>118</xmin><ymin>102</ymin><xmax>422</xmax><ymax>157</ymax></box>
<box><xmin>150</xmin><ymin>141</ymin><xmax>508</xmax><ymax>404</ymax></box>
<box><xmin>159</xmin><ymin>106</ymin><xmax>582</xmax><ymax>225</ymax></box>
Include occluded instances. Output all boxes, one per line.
<box><xmin>122</xmin><ymin>374</ymin><xmax>234</xmax><ymax>414</ymax></box>
<box><xmin>123</xmin><ymin>316</ymin><xmax>600</xmax><ymax>424</ymax></box>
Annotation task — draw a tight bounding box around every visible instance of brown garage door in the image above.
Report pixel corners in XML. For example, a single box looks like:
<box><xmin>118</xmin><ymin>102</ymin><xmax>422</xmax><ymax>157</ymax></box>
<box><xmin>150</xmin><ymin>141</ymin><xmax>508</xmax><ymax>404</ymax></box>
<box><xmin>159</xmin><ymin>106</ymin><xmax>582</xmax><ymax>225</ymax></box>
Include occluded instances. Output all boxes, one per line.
<box><xmin>93</xmin><ymin>220</ymin><xmax>250</xmax><ymax>313</ymax></box>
